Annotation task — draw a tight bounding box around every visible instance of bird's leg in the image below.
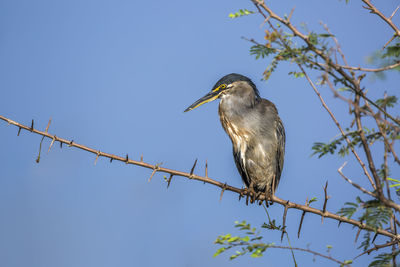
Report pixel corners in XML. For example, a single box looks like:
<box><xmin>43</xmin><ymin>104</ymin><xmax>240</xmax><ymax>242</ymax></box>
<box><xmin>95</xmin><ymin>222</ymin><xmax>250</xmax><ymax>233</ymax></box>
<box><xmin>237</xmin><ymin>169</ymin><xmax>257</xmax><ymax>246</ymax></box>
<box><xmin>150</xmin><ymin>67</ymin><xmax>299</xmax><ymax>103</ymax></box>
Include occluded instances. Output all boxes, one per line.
<box><xmin>250</xmin><ymin>182</ymin><xmax>257</xmax><ymax>204</ymax></box>
<box><xmin>264</xmin><ymin>186</ymin><xmax>275</xmax><ymax>206</ymax></box>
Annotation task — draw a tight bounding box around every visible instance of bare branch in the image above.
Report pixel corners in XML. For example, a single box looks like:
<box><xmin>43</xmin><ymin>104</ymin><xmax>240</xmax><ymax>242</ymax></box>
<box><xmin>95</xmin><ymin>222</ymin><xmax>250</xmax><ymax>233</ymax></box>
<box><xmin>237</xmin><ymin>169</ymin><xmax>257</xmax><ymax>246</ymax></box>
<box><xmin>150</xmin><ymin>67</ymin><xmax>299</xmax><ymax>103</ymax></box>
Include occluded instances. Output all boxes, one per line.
<box><xmin>338</xmin><ymin>162</ymin><xmax>375</xmax><ymax>197</ymax></box>
<box><xmin>335</xmin><ymin>61</ymin><xmax>400</xmax><ymax>73</ymax></box>
<box><xmin>268</xmin><ymin>245</ymin><xmax>352</xmax><ymax>266</ymax></box>
<box><xmin>355</xmin><ymin>240</ymin><xmax>399</xmax><ymax>259</ymax></box>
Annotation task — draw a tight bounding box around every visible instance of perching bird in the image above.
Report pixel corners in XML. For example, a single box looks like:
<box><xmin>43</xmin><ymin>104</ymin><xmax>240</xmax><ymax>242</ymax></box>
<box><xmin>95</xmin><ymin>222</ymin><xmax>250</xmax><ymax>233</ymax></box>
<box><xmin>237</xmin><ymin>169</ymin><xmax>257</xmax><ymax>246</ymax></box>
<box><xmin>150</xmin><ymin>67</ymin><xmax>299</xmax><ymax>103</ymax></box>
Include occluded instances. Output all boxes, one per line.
<box><xmin>184</xmin><ymin>73</ymin><xmax>285</xmax><ymax>201</ymax></box>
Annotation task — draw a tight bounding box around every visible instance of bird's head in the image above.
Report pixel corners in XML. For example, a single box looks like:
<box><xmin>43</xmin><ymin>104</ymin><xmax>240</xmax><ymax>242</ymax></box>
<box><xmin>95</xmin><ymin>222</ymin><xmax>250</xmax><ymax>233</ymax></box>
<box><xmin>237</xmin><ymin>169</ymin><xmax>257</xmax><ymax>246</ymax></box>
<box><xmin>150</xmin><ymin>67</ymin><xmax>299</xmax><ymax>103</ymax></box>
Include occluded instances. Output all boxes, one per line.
<box><xmin>184</xmin><ymin>73</ymin><xmax>260</xmax><ymax>112</ymax></box>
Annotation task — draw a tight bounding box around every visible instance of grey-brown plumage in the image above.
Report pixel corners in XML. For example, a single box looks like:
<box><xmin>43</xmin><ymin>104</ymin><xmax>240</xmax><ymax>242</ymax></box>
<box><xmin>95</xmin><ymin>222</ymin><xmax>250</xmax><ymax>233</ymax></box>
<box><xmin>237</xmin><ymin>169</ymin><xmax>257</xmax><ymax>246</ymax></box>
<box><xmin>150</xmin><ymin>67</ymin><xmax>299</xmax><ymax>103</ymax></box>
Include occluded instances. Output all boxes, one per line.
<box><xmin>185</xmin><ymin>73</ymin><xmax>285</xmax><ymax>199</ymax></box>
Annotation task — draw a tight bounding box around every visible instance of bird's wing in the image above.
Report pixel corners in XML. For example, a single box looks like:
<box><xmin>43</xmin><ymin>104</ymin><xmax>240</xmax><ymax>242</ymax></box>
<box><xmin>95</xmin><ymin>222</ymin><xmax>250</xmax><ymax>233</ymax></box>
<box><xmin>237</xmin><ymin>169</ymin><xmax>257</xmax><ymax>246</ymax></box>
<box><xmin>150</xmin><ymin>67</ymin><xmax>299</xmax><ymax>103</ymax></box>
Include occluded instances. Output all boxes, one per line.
<box><xmin>274</xmin><ymin>117</ymin><xmax>285</xmax><ymax>190</ymax></box>
<box><xmin>233</xmin><ymin>148</ymin><xmax>251</xmax><ymax>188</ymax></box>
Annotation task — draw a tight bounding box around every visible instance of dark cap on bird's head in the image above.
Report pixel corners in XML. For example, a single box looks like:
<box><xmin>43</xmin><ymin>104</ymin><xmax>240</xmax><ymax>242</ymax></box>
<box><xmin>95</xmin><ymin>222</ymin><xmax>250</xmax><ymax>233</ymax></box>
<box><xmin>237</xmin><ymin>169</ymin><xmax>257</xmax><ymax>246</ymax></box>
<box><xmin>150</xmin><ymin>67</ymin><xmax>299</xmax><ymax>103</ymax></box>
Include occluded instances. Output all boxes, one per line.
<box><xmin>184</xmin><ymin>73</ymin><xmax>260</xmax><ymax>112</ymax></box>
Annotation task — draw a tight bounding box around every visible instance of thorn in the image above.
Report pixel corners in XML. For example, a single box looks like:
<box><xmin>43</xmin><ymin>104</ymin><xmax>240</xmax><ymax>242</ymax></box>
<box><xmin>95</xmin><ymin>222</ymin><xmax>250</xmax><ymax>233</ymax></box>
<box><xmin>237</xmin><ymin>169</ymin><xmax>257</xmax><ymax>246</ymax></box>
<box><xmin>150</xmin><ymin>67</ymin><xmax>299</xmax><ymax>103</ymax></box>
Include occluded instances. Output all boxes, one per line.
<box><xmin>389</xmin><ymin>5</ymin><xmax>400</xmax><ymax>20</ymax></box>
<box><xmin>281</xmin><ymin>203</ymin><xmax>289</xmax><ymax>242</ymax></box>
<box><xmin>94</xmin><ymin>151</ymin><xmax>101</xmax><ymax>165</ymax></box>
<box><xmin>371</xmin><ymin>232</ymin><xmax>378</xmax><ymax>243</ymax></box>
<box><xmin>148</xmin><ymin>169</ymin><xmax>157</xmax><ymax>182</ymax></box>
<box><xmin>45</xmin><ymin>118</ymin><xmax>52</xmax><ymax>133</ymax></box>
<box><xmin>219</xmin><ymin>183</ymin><xmax>227</xmax><ymax>202</ymax></box>
<box><xmin>125</xmin><ymin>154</ymin><xmax>129</xmax><ymax>163</ymax></box>
<box><xmin>30</xmin><ymin>119</ymin><xmax>34</xmax><ymax>131</ymax></box>
<box><xmin>148</xmin><ymin>162</ymin><xmax>162</xmax><ymax>182</ymax></box>
<box><xmin>17</xmin><ymin>127</ymin><xmax>22</xmax><ymax>136</ymax></box>
<box><xmin>382</xmin><ymin>34</ymin><xmax>396</xmax><ymax>50</ymax></box>
<box><xmin>36</xmin><ymin>136</ymin><xmax>45</xmax><ymax>163</ymax></box>
<box><xmin>260</xmin><ymin>15</ymin><xmax>271</xmax><ymax>28</ymax></box>
<box><xmin>48</xmin><ymin>136</ymin><xmax>56</xmax><ymax>153</ymax></box>
<box><xmin>338</xmin><ymin>221</ymin><xmax>342</xmax><ymax>228</ymax></box>
<box><xmin>287</xmin><ymin>6</ymin><xmax>295</xmax><ymax>22</ymax></box>
<box><xmin>355</xmin><ymin>228</ymin><xmax>362</xmax><ymax>243</ymax></box>
<box><xmin>167</xmin><ymin>174</ymin><xmax>173</xmax><ymax>188</ymax></box>
<box><xmin>68</xmin><ymin>140</ymin><xmax>74</xmax><ymax>147</ymax></box>
<box><xmin>60</xmin><ymin>141</ymin><xmax>63</xmax><ymax>148</ymax></box>
<box><xmin>298</xmin><ymin>211</ymin><xmax>306</xmax><ymax>238</ymax></box>
<box><xmin>110</xmin><ymin>157</ymin><xmax>113</xmax><ymax>163</ymax></box>
<box><xmin>322</xmin><ymin>181</ymin><xmax>330</xmax><ymax>224</ymax></box>
<box><xmin>140</xmin><ymin>154</ymin><xmax>143</xmax><ymax>162</ymax></box>
<box><xmin>205</xmin><ymin>160</ymin><xmax>208</xmax><ymax>177</ymax></box>
<box><xmin>190</xmin><ymin>158</ymin><xmax>198</xmax><ymax>176</ymax></box>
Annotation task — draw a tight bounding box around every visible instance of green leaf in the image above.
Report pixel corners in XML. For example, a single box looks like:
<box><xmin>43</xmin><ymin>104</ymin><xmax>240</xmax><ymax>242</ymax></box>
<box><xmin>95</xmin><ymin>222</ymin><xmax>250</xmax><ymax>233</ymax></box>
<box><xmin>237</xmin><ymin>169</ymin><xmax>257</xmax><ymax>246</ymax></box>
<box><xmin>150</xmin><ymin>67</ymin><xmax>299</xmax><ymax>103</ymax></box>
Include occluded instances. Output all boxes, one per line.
<box><xmin>229</xmin><ymin>9</ymin><xmax>254</xmax><ymax>18</ymax></box>
<box><xmin>213</xmin><ymin>247</ymin><xmax>226</xmax><ymax>257</ymax></box>
<box><xmin>250</xmin><ymin>45</ymin><xmax>277</xmax><ymax>59</ymax></box>
<box><xmin>318</xmin><ymin>33</ymin><xmax>334</xmax><ymax>38</ymax></box>
<box><xmin>382</xmin><ymin>42</ymin><xmax>400</xmax><ymax>58</ymax></box>
<box><xmin>308</xmin><ymin>32</ymin><xmax>318</xmax><ymax>45</ymax></box>
<box><xmin>227</xmin><ymin>236</ymin><xmax>240</xmax><ymax>243</ymax></box>
<box><xmin>387</xmin><ymin>177</ymin><xmax>400</xmax><ymax>183</ymax></box>
<box><xmin>309</xmin><ymin>197</ymin><xmax>318</xmax><ymax>204</ymax></box>
<box><xmin>241</xmin><ymin>236</ymin><xmax>250</xmax><ymax>242</ymax></box>
<box><xmin>375</xmin><ymin>95</ymin><xmax>398</xmax><ymax>108</ymax></box>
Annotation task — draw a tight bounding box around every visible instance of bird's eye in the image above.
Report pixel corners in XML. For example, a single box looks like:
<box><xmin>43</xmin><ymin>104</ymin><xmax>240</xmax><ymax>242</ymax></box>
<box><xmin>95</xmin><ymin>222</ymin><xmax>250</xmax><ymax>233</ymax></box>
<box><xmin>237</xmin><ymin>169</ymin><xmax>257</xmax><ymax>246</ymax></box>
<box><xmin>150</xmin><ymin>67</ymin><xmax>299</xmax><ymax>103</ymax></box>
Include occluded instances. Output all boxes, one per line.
<box><xmin>220</xmin><ymin>84</ymin><xmax>227</xmax><ymax>89</ymax></box>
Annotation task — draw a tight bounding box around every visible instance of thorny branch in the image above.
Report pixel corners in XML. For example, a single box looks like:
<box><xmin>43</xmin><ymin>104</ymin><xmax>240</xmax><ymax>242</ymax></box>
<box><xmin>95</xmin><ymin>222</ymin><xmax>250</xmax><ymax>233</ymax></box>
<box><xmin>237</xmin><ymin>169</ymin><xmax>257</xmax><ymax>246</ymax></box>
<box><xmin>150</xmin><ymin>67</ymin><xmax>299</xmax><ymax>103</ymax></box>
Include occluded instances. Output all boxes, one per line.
<box><xmin>0</xmin><ymin>114</ymin><xmax>399</xmax><ymax>241</ymax></box>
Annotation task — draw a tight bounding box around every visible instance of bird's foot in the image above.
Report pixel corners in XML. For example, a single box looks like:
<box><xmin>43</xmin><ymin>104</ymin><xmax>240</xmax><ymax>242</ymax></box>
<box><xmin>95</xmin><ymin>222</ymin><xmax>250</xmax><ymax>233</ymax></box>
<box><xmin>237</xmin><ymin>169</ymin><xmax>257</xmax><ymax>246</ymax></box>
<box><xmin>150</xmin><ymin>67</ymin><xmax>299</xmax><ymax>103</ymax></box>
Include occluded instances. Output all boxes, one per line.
<box><xmin>264</xmin><ymin>188</ymin><xmax>274</xmax><ymax>206</ymax></box>
<box><xmin>242</xmin><ymin>187</ymin><xmax>257</xmax><ymax>205</ymax></box>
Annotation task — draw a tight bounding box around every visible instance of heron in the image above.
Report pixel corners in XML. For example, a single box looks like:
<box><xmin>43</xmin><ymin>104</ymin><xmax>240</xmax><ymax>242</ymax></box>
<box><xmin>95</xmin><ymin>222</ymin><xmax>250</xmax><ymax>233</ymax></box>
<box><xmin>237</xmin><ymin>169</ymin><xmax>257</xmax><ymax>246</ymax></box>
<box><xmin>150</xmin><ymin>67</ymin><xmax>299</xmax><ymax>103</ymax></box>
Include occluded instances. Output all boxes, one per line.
<box><xmin>184</xmin><ymin>73</ymin><xmax>285</xmax><ymax>203</ymax></box>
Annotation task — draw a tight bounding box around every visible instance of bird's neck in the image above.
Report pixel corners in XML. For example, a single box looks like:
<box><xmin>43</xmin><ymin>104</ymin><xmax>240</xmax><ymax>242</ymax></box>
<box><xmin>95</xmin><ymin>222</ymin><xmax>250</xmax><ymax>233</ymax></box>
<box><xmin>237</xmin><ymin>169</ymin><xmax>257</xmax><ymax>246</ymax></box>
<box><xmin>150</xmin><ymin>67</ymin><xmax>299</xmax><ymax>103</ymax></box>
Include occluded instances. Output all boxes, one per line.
<box><xmin>218</xmin><ymin>93</ymin><xmax>258</xmax><ymax>118</ymax></box>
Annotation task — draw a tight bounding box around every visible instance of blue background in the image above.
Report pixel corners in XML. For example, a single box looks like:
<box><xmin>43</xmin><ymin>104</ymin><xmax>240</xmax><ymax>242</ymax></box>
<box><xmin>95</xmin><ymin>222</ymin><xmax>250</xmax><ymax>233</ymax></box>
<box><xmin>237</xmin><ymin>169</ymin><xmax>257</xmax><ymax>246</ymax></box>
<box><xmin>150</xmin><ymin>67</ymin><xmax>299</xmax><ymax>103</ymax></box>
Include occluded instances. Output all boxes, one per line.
<box><xmin>1</xmin><ymin>0</ymin><xmax>399</xmax><ymax>266</ymax></box>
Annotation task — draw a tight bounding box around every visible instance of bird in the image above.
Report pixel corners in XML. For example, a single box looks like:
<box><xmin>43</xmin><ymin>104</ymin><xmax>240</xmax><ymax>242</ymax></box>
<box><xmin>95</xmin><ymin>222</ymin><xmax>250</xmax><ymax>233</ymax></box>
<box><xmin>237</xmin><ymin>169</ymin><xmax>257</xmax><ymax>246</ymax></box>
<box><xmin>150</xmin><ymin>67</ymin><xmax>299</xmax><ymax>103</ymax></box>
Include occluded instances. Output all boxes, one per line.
<box><xmin>184</xmin><ymin>73</ymin><xmax>285</xmax><ymax>203</ymax></box>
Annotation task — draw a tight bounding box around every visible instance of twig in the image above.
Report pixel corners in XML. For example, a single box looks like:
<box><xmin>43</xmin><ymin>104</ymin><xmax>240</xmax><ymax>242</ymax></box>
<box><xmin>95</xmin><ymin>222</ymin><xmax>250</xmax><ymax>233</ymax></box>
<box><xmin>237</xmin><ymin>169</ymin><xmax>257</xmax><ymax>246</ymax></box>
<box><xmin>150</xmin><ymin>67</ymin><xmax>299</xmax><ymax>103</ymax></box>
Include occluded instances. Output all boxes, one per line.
<box><xmin>333</xmin><ymin>61</ymin><xmax>400</xmax><ymax>72</ymax></box>
<box><xmin>338</xmin><ymin>162</ymin><xmax>375</xmax><ymax>197</ymax></box>
<box><xmin>268</xmin><ymin>245</ymin><xmax>352</xmax><ymax>266</ymax></box>
<box><xmin>355</xmin><ymin>240</ymin><xmax>399</xmax><ymax>259</ymax></box>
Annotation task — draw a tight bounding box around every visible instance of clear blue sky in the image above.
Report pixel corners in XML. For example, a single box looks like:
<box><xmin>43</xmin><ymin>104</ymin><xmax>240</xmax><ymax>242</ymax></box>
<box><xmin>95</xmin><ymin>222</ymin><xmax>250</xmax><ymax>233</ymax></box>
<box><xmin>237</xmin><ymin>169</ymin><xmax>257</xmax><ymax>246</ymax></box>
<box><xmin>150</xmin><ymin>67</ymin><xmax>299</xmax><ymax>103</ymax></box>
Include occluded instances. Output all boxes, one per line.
<box><xmin>1</xmin><ymin>1</ymin><xmax>399</xmax><ymax>266</ymax></box>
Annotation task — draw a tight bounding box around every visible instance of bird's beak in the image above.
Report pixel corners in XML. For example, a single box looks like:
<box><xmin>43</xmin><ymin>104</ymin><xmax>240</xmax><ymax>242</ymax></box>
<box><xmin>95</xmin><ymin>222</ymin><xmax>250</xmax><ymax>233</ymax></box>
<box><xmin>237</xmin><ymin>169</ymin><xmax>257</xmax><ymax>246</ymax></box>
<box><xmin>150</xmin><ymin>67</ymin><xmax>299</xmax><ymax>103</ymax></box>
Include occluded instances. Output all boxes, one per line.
<box><xmin>184</xmin><ymin>88</ymin><xmax>223</xmax><ymax>112</ymax></box>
